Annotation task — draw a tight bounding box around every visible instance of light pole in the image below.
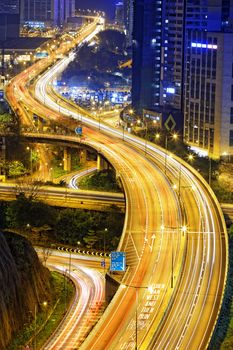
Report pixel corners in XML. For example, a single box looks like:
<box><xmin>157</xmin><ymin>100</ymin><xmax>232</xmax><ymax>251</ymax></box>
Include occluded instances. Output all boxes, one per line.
<box><xmin>144</xmin><ymin>121</ymin><xmax>148</xmax><ymax>155</ymax></box>
<box><xmin>161</xmin><ymin>225</ymin><xmax>187</xmax><ymax>288</ymax></box>
<box><xmin>165</xmin><ymin>133</ymin><xmax>178</xmax><ymax>175</ymax></box>
<box><xmin>26</xmin><ymin>146</ymin><xmax>33</xmax><ymax>174</ymax></box>
<box><xmin>34</xmin><ymin>303</ymin><xmax>37</xmax><ymax>350</ymax></box>
<box><xmin>121</xmin><ymin>284</ymin><xmax>153</xmax><ymax>349</ymax></box>
<box><xmin>103</xmin><ymin>228</ymin><xmax>107</xmax><ymax>274</ymax></box>
<box><xmin>208</xmin><ymin>156</ymin><xmax>212</xmax><ymax>186</ymax></box>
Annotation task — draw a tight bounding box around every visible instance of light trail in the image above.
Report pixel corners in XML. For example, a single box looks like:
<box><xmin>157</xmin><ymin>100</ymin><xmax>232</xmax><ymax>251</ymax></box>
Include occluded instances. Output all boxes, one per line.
<box><xmin>6</xmin><ymin>16</ymin><xmax>228</xmax><ymax>350</ymax></box>
<box><xmin>69</xmin><ymin>167</ymin><xmax>97</xmax><ymax>189</ymax></box>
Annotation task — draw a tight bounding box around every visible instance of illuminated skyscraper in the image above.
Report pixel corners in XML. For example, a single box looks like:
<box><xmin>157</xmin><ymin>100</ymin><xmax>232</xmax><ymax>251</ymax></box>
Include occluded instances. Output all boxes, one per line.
<box><xmin>0</xmin><ymin>0</ymin><xmax>20</xmax><ymax>40</ymax></box>
<box><xmin>184</xmin><ymin>0</ymin><xmax>233</xmax><ymax>158</ymax></box>
<box><xmin>132</xmin><ymin>0</ymin><xmax>233</xmax><ymax>158</ymax></box>
<box><xmin>132</xmin><ymin>0</ymin><xmax>185</xmax><ymax>114</ymax></box>
<box><xmin>123</xmin><ymin>0</ymin><xmax>133</xmax><ymax>46</ymax></box>
<box><xmin>115</xmin><ymin>2</ymin><xmax>124</xmax><ymax>26</ymax></box>
<box><xmin>20</xmin><ymin>0</ymin><xmax>75</xmax><ymax>27</ymax></box>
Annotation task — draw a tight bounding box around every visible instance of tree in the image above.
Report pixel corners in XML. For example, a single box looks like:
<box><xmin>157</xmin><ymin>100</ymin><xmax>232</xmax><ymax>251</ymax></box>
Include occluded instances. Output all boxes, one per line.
<box><xmin>6</xmin><ymin>193</ymin><xmax>56</xmax><ymax>229</ymax></box>
<box><xmin>8</xmin><ymin>161</ymin><xmax>27</xmax><ymax>177</ymax></box>
<box><xmin>98</xmin><ymin>30</ymin><xmax>126</xmax><ymax>52</ymax></box>
<box><xmin>83</xmin><ymin>229</ymin><xmax>99</xmax><ymax>249</ymax></box>
<box><xmin>229</xmin><ymin>225</ymin><xmax>233</xmax><ymax>238</ymax></box>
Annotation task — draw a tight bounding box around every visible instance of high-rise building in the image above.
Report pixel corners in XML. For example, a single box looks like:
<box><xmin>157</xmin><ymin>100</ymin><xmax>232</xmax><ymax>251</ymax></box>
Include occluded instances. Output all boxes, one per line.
<box><xmin>0</xmin><ymin>0</ymin><xmax>20</xmax><ymax>40</ymax></box>
<box><xmin>115</xmin><ymin>2</ymin><xmax>124</xmax><ymax>26</ymax></box>
<box><xmin>20</xmin><ymin>0</ymin><xmax>75</xmax><ymax>27</ymax></box>
<box><xmin>132</xmin><ymin>0</ymin><xmax>233</xmax><ymax>158</ymax></box>
<box><xmin>0</xmin><ymin>0</ymin><xmax>19</xmax><ymax>14</ymax></box>
<box><xmin>184</xmin><ymin>0</ymin><xmax>233</xmax><ymax>158</ymax></box>
<box><xmin>132</xmin><ymin>0</ymin><xmax>184</xmax><ymax>115</ymax></box>
<box><xmin>132</xmin><ymin>0</ymin><xmax>163</xmax><ymax>112</ymax></box>
<box><xmin>123</xmin><ymin>0</ymin><xmax>133</xmax><ymax>46</ymax></box>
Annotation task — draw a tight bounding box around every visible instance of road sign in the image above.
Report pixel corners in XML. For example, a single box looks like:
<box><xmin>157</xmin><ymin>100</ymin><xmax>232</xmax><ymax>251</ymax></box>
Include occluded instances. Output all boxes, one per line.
<box><xmin>164</xmin><ymin>113</ymin><xmax>176</xmax><ymax>131</ymax></box>
<box><xmin>110</xmin><ymin>251</ymin><xmax>126</xmax><ymax>272</ymax></box>
<box><xmin>101</xmin><ymin>260</ymin><xmax>106</xmax><ymax>267</ymax></box>
<box><xmin>75</xmin><ymin>127</ymin><xmax>82</xmax><ymax>135</ymax></box>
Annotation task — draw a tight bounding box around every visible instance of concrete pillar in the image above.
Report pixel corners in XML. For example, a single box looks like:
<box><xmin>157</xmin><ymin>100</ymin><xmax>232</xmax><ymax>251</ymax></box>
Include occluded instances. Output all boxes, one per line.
<box><xmin>63</xmin><ymin>147</ymin><xmax>71</xmax><ymax>171</ymax></box>
<box><xmin>97</xmin><ymin>153</ymin><xmax>103</xmax><ymax>171</ymax></box>
<box><xmin>37</xmin><ymin>117</ymin><xmax>44</xmax><ymax>131</ymax></box>
<box><xmin>79</xmin><ymin>149</ymin><xmax>87</xmax><ymax>164</ymax></box>
<box><xmin>97</xmin><ymin>154</ymin><xmax>109</xmax><ymax>171</ymax></box>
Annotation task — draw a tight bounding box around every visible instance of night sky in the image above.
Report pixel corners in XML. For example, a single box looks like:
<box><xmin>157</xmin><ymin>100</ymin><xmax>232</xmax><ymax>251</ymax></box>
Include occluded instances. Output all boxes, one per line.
<box><xmin>76</xmin><ymin>0</ymin><xmax>115</xmax><ymax>19</ymax></box>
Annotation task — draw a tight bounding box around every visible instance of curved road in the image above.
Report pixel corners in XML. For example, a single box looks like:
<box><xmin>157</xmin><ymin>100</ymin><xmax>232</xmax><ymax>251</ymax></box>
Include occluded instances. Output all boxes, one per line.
<box><xmin>6</xmin><ymin>18</ymin><xmax>228</xmax><ymax>350</ymax></box>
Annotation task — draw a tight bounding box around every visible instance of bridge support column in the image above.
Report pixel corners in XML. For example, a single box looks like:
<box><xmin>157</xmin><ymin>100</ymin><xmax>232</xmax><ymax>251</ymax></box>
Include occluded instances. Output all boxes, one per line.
<box><xmin>79</xmin><ymin>149</ymin><xmax>87</xmax><ymax>164</ymax></box>
<box><xmin>97</xmin><ymin>154</ymin><xmax>109</xmax><ymax>171</ymax></box>
<box><xmin>63</xmin><ymin>147</ymin><xmax>71</xmax><ymax>171</ymax></box>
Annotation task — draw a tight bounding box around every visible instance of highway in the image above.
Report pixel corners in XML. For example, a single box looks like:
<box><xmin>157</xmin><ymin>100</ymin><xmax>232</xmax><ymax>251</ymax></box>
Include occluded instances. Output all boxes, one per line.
<box><xmin>0</xmin><ymin>182</ymin><xmax>125</xmax><ymax>211</ymax></box>
<box><xmin>36</xmin><ymin>249</ymin><xmax>106</xmax><ymax>350</ymax></box>
<box><xmin>6</xmin><ymin>17</ymin><xmax>228</xmax><ymax>350</ymax></box>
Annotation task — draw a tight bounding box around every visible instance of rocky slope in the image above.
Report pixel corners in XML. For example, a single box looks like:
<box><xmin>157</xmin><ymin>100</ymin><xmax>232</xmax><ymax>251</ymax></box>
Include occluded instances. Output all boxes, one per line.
<box><xmin>0</xmin><ymin>231</ymin><xmax>51</xmax><ymax>349</ymax></box>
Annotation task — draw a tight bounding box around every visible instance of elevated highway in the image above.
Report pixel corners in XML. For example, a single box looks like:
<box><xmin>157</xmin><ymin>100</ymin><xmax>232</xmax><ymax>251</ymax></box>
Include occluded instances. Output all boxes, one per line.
<box><xmin>0</xmin><ymin>183</ymin><xmax>125</xmax><ymax>211</ymax></box>
<box><xmin>6</xmin><ymin>17</ymin><xmax>228</xmax><ymax>350</ymax></box>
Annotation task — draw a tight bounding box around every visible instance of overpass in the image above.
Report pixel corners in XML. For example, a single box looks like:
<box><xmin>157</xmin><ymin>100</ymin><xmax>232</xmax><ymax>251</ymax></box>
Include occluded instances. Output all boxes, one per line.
<box><xmin>0</xmin><ymin>183</ymin><xmax>125</xmax><ymax>212</ymax></box>
<box><xmin>5</xmin><ymin>16</ymin><xmax>229</xmax><ymax>350</ymax></box>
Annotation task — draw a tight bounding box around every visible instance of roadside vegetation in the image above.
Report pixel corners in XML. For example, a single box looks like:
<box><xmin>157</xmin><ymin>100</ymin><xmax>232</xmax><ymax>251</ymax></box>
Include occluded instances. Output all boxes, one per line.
<box><xmin>78</xmin><ymin>169</ymin><xmax>122</xmax><ymax>192</ymax></box>
<box><xmin>134</xmin><ymin>127</ymin><xmax>233</xmax><ymax>204</ymax></box>
<box><xmin>209</xmin><ymin>225</ymin><xmax>233</xmax><ymax>349</ymax></box>
<box><xmin>61</xmin><ymin>29</ymin><xmax>130</xmax><ymax>89</ymax></box>
<box><xmin>0</xmin><ymin>193</ymin><xmax>124</xmax><ymax>252</ymax></box>
<box><xmin>6</xmin><ymin>271</ymin><xmax>75</xmax><ymax>350</ymax></box>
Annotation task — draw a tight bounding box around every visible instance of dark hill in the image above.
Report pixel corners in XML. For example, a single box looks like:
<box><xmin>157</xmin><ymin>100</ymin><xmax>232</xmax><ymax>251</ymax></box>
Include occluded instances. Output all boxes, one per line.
<box><xmin>0</xmin><ymin>231</ymin><xmax>51</xmax><ymax>349</ymax></box>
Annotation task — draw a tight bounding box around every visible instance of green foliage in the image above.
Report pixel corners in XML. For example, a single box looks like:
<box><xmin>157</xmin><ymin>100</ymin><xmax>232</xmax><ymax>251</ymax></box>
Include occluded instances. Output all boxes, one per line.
<box><xmin>209</xmin><ymin>232</ymin><xmax>233</xmax><ymax>349</ymax></box>
<box><xmin>6</xmin><ymin>271</ymin><xmax>75</xmax><ymax>350</ymax></box>
<box><xmin>83</xmin><ymin>229</ymin><xmax>99</xmax><ymax>248</ymax></box>
<box><xmin>54</xmin><ymin>206</ymin><xmax>124</xmax><ymax>251</ymax></box>
<box><xmin>0</xmin><ymin>201</ymin><xmax>7</xmax><ymax>229</ymax></box>
<box><xmin>3</xmin><ymin>193</ymin><xmax>124</xmax><ymax>251</ymax></box>
<box><xmin>229</xmin><ymin>225</ymin><xmax>233</xmax><ymax>238</ymax></box>
<box><xmin>211</xmin><ymin>181</ymin><xmax>233</xmax><ymax>203</ymax></box>
<box><xmin>6</xmin><ymin>193</ymin><xmax>56</xmax><ymax>229</ymax></box>
<box><xmin>79</xmin><ymin>169</ymin><xmax>121</xmax><ymax>192</ymax></box>
<box><xmin>8</xmin><ymin>161</ymin><xmax>27</xmax><ymax>177</ymax></box>
<box><xmin>61</xmin><ymin>29</ymin><xmax>128</xmax><ymax>88</ymax></box>
<box><xmin>98</xmin><ymin>29</ymin><xmax>126</xmax><ymax>52</ymax></box>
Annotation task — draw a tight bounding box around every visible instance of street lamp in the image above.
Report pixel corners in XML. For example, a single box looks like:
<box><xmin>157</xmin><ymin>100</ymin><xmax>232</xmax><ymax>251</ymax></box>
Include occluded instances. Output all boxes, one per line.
<box><xmin>160</xmin><ymin>225</ymin><xmax>187</xmax><ymax>288</ymax></box>
<box><xmin>164</xmin><ymin>133</ymin><xmax>179</xmax><ymax>174</ymax></box>
<box><xmin>144</xmin><ymin>121</ymin><xmax>148</xmax><ymax>155</ymax></box>
<box><xmin>103</xmin><ymin>228</ymin><xmax>108</xmax><ymax>274</ymax></box>
<box><xmin>121</xmin><ymin>283</ymin><xmax>153</xmax><ymax>350</ymax></box>
<box><xmin>26</xmin><ymin>146</ymin><xmax>33</xmax><ymax>174</ymax></box>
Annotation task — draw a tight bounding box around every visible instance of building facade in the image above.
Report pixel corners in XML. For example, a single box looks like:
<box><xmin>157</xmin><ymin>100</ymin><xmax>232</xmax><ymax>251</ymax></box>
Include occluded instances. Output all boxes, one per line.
<box><xmin>123</xmin><ymin>0</ymin><xmax>134</xmax><ymax>46</ymax></box>
<box><xmin>131</xmin><ymin>0</ymin><xmax>185</xmax><ymax>122</ymax></box>
<box><xmin>20</xmin><ymin>0</ymin><xmax>75</xmax><ymax>27</ymax></box>
<box><xmin>0</xmin><ymin>0</ymin><xmax>20</xmax><ymax>40</ymax></box>
<box><xmin>115</xmin><ymin>2</ymin><xmax>124</xmax><ymax>26</ymax></box>
<box><xmin>132</xmin><ymin>0</ymin><xmax>163</xmax><ymax>112</ymax></box>
<box><xmin>184</xmin><ymin>0</ymin><xmax>233</xmax><ymax>158</ymax></box>
<box><xmin>132</xmin><ymin>0</ymin><xmax>233</xmax><ymax>158</ymax></box>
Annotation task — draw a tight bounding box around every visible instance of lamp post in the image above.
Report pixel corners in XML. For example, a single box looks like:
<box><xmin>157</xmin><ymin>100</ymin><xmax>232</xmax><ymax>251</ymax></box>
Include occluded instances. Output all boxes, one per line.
<box><xmin>164</xmin><ymin>133</ymin><xmax>178</xmax><ymax>175</ymax></box>
<box><xmin>121</xmin><ymin>284</ymin><xmax>154</xmax><ymax>350</ymax></box>
<box><xmin>103</xmin><ymin>228</ymin><xmax>107</xmax><ymax>274</ymax></box>
<box><xmin>26</xmin><ymin>146</ymin><xmax>33</xmax><ymax>174</ymax></box>
<box><xmin>208</xmin><ymin>156</ymin><xmax>212</xmax><ymax>186</ymax></box>
<box><xmin>122</xmin><ymin>124</ymin><xmax>125</xmax><ymax>141</ymax></box>
<box><xmin>161</xmin><ymin>225</ymin><xmax>187</xmax><ymax>288</ymax></box>
<box><xmin>145</xmin><ymin>121</ymin><xmax>148</xmax><ymax>155</ymax></box>
<box><xmin>34</xmin><ymin>304</ymin><xmax>37</xmax><ymax>350</ymax></box>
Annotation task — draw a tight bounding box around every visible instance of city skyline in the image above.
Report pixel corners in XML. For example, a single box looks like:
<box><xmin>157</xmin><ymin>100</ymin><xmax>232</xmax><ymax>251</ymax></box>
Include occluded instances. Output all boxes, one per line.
<box><xmin>0</xmin><ymin>2</ymin><xmax>232</xmax><ymax>349</ymax></box>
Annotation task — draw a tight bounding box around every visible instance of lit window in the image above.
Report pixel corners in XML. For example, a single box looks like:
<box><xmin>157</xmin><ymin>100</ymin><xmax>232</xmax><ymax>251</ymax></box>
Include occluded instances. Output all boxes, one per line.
<box><xmin>167</xmin><ymin>87</ymin><xmax>175</xmax><ymax>94</ymax></box>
